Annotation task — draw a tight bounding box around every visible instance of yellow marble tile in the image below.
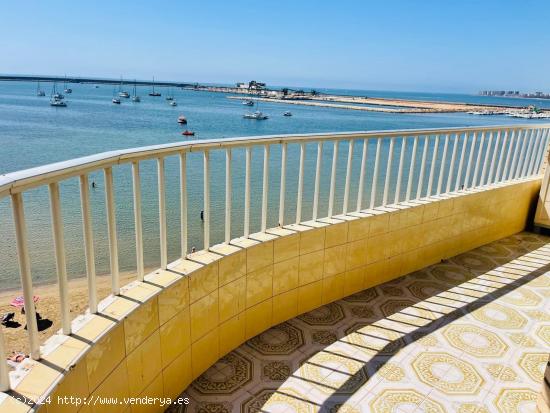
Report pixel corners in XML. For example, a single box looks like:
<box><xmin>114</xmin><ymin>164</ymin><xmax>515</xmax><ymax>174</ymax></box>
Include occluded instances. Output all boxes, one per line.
<box><xmin>246</xmin><ymin>264</ymin><xmax>273</xmax><ymax>308</ymax></box>
<box><xmin>364</xmin><ymin>260</ymin><xmax>387</xmax><ymax>289</ymax></box>
<box><xmin>191</xmin><ymin>329</ymin><xmax>219</xmax><ymax>379</ymax></box>
<box><xmin>246</xmin><ymin>240</ymin><xmax>274</xmax><ymax>273</ymax></box>
<box><xmin>133</xmin><ymin>374</ymin><xmax>164</xmax><ymax>413</ymax></box>
<box><xmin>99</xmin><ymin>296</ymin><xmax>138</xmax><ymax>321</ymax></box>
<box><xmin>218</xmin><ymin>314</ymin><xmax>246</xmax><ymax>356</ymax></box>
<box><xmin>272</xmin><ymin>289</ymin><xmax>298</xmax><ymax>325</ymax></box>
<box><xmin>322</xmin><ymin>272</ymin><xmax>345</xmax><ymax>304</ymax></box>
<box><xmin>422</xmin><ymin>201</ymin><xmax>440</xmax><ymax>222</ymax></box>
<box><xmin>190</xmin><ymin>290</ymin><xmax>218</xmax><ymax>342</ymax></box>
<box><xmin>299</xmin><ymin>227</ymin><xmax>325</xmax><ymax>255</ymax></box>
<box><xmin>41</xmin><ymin>335</ymin><xmax>89</xmax><ymax>370</ymax></box>
<box><xmin>89</xmin><ymin>361</ymin><xmax>129</xmax><ymax>413</ymax></box>
<box><xmin>324</xmin><ymin>221</ymin><xmax>348</xmax><ymax>248</ymax></box>
<box><xmin>347</xmin><ymin>216</ymin><xmax>370</xmax><ymax>242</ymax></box>
<box><xmin>273</xmin><ymin>232</ymin><xmax>299</xmax><ymax>263</ymax></box>
<box><xmin>162</xmin><ymin>348</ymin><xmax>191</xmax><ymax>399</ymax></box>
<box><xmin>119</xmin><ymin>281</ymin><xmax>161</xmax><ymax>303</ymax></box>
<box><xmin>188</xmin><ymin>263</ymin><xmax>218</xmax><ymax>303</ymax></box>
<box><xmin>72</xmin><ymin>314</ymin><xmax>115</xmax><ymax>343</ymax></box>
<box><xmin>298</xmin><ymin>280</ymin><xmax>322</xmax><ymax>314</ymax></box>
<box><xmin>217</xmin><ymin>249</ymin><xmax>246</xmax><ymax>286</ymax></box>
<box><xmin>160</xmin><ymin>307</ymin><xmax>190</xmax><ymax>368</ymax></box>
<box><xmin>187</xmin><ymin>249</ymin><xmax>223</xmax><ymax>265</ymax></box>
<box><xmin>124</xmin><ymin>297</ymin><xmax>159</xmax><ymax>354</ymax></box>
<box><xmin>157</xmin><ymin>276</ymin><xmax>189</xmax><ymax>325</ymax></box>
<box><xmin>324</xmin><ymin>244</ymin><xmax>347</xmax><ymax>277</ymax></box>
<box><xmin>169</xmin><ymin>258</ymin><xmax>203</xmax><ymax>275</ymax></box>
<box><xmin>273</xmin><ymin>256</ymin><xmax>299</xmax><ymax>295</ymax></box>
<box><xmin>299</xmin><ymin>250</ymin><xmax>324</xmax><ymax>286</ymax></box>
<box><xmin>219</xmin><ymin>275</ymin><xmax>246</xmax><ymax>322</ymax></box>
<box><xmin>367</xmin><ymin>233</ymin><xmax>389</xmax><ymax>264</ymax></box>
<box><xmin>245</xmin><ymin>299</ymin><xmax>273</xmax><ymax>339</ymax></box>
<box><xmin>369</xmin><ymin>213</ymin><xmax>389</xmax><ymax>235</ymax></box>
<box><xmin>344</xmin><ymin>266</ymin><xmax>365</xmax><ymax>296</ymax></box>
<box><xmin>85</xmin><ymin>323</ymin><xmax>126</xmax><ymax>392</ymax></box>
<box><xmin>40</xmin><ymin>361</ymin><xmax>89</xmax><ymax>413</ymax></box>
<box><xmin>346</xmin><ymin>238</ymin><xmax>368</xmax><ymax>270</ymax></box>
<box><xmin>126</xmin><ymin>331</ymin><xmax>162</xmax><ymax>396</ymax></box>
<box><xmin>144</xmin><ymin>268</ymin><xmax>182</xmax><ymax>288</ymax></box>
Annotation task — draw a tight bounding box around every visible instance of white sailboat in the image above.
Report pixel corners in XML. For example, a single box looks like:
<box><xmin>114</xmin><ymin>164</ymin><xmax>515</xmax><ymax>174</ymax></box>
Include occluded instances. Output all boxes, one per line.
<box><xmin>243</xmin><ymin>100</ymin><xmax>268</xmax><ymax>120</ymax></box>
<box><xmin>118</xmin><ymin>76</ymin><xmax>129</xmax><ymax>98</ymax></box>
<box><xmin>132</xmin><ymin>80</ymin><xmax>141</xmax><ymax>102</ymax></box>
<box><xmin>63</xmin><ymin>76</ymin><xmax>72</xmax><ymax>93</ymax></box>
<box><xmin>149</xmin><ymin>77</ymin><xmax>161</xmax><ymax>96</ymax></box>
<box><xmin>50</xmin><ymin>83</ymin><xmax>66</xmax><ymax>106</ymax></box>
<box><xmin>36</xmin><ymin>81</ymin><xmax>45</xmax><ymax>96</ymax></box>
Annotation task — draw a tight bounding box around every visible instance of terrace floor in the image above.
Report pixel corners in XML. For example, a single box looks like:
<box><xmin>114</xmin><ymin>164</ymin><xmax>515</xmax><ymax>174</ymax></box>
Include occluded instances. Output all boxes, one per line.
<box><xmin>168</xmin><ymin>232</ymin><xmax>550</xmax><ymax>413</ymax></box>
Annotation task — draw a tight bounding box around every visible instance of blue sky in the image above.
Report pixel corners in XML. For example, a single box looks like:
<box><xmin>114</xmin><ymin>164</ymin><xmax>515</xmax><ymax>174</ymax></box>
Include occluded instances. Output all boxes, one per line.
<box><xmin>1</xmin><ymin>0</ymin><xmax>549</xmax><ymax>92</ymax></box>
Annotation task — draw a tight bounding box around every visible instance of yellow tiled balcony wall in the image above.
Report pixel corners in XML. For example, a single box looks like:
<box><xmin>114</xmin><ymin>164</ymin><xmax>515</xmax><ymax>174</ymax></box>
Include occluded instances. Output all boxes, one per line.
<box><xmin>2</xmin><ymin>177</ymin><xmax>542</xmax><ymax>413</ymax></box>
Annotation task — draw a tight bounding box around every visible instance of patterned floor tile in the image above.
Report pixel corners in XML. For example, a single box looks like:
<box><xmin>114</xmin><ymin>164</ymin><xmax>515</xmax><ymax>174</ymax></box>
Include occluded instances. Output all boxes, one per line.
<box><xmin>169</xmin><ymin>232</ymin><xmax>550</xmax><ymax>413</ymax></box>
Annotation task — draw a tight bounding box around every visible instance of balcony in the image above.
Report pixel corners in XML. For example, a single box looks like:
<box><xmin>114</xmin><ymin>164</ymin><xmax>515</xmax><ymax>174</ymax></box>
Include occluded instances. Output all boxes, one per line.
<box><xmin>0</xmin><ymin>124</ymin><xmax>548</xmax><ymax>412</ymax></box>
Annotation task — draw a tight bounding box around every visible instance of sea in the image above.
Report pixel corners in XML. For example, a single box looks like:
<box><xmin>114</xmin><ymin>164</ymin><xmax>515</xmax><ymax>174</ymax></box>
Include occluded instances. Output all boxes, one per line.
<box><xmin>0</xmin><ymin>81</ymin><xmax>548</xmax><ymax>289</ymax></box>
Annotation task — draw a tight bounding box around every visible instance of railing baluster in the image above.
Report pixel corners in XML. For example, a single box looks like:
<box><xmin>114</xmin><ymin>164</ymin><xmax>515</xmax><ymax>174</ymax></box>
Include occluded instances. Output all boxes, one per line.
<box><xmin>370</xmin><ymin>139</ymin><xmax>381</xmax><ymax>208</ymax></box>
<box><xmin>472</xmin><ymin>132</ymin><xmax>485</xmax><ymax>187</ymax></box>
<box><xmin>244</xmin><ymin>147</ymin><xmax>251</xmax><ymax>236</ymax></box>
<box><xmin>11</xmin><ymin>193</ymin><xmax>40</xmax><ymax>360</ymax></box>
<box><xmin>342</xmin><ymin>140</ymin><xmax>354</xmax><ymax>213</ymax></box>
<box><xmin>158</xmin><ymin>158</ymin><xmax>168</xmax><ymax>267</ymax></box>
<box><xmin>296</xmin><ymin>143</ymin><xmax>305</xmax><ymax>223</ymax></box>
<box><xmin>479</xmin><ymin>131</ymin><xmax>494</xmax><ymax>186</ymax></box>
<box><xmin>382</xmin><ymin>138</ymin><xmax>395</xmax><ymax>205</ymax></box>
<box><xmin>505</xmin><ymin>130</ymin><xmax>520</xmax><ymax>181</ymax></box>
<box><xmin>494</xmin><ymin>130</ymin><xmax>509</xmax><ymax>183</ymax></box>
<box><xmin>261</xmin><ymin>145</ymin><xmax>270</xmax><ymax>231</ymax></box>
<box><xmin>313</xmin><ymin>142</ymin><xmax>323</xmax><ymax>219</ymax></box>
<box><xmin>405</xmin><ymin>136</ymin><xmax>418</xmax><ymax>202</ymax></box>
<box><xmin>279</xmin><ymin>143</ymin><xmax>287</xmax><ymax>226</ymax></box>
<box><xmin>520</xmin><ymin>129</ymin><xmax>535</xmax><ymax>178</ymax></box>
<box><xmin>131</xmin><ymin>162</ymin><xmax>144</xmax><ymax>280</ymax></box>
<box><xmin>203</xmin><ymin>151</ymin><xmax>210</xmax><ymax>249</ymax></box>
<box><xmin>446</xmin><ymin>133</ymin><xmax>459</xmax><ymax>193</ymax></box>
<box><xmin>0</xmin><ymin>327</ymin><xmax>9</xmax><ymax>390</ymax></box>
<box><xmin>328</xmin><ymin>141</ymin><xmax>339</xmax><ymax>216</ymax></box>
<box><xmin>513</xmin><ymin>129</ymin><xmax>529</xmax><ymax>179</ymax></box>
<box><xmin>225</xmin><ymin>149</ymin><xmax>232</xmax><ymax>243</ymax></box>
<box><xmin>394</xmin><ymin>137</ymin><xmax>406</xmax><ymax>204</ymax></box>
<box><xmin>416</xmin><ymin>136</ymin><xmax>429</xmax><ymax>199</ymax></box>
<box><xmin>525</xmin><ymin>129</ymin><xmax>540</xmax><ymax>177</ymax></box>
<box><xmin>79</xmin><ymin>174</ymin><xmax>97</xmax><ymax>313</ymax></box>
<box><xmin>356</xmin><ymin>139</ymin><xmax>368</xmax><ymax>211</ymax></box>
<box><xmin>454</xmin><ymin>132</ymin><xmax>468</xmax><ymax>192</ymax></box>
<box><xmin>180</xmin><ymin>152</ymin><xmax>188</xmax><ymax>257</ymax></box>
<box><xmin>535</xmin><ymin>128</ymin><xmax>550</xmax><ymax>174</ymax></box>
<box><xmin>427</xmin><ymin>134</ymin><xmax>440</xmax><ymax>196</ymax></box>
<box><xmin>104</xmin><ymin>167</ymin><xmax>119</xmax><ymax>294</ymax></box>
<box><xmin>463</xmin><ymin>132</ymin><xmax>477</xmax><ymax>189</ymax></box>
<box><xmin>529</xmin><ymin>129</ymin><xmax>545</xmax><ymax>176</ymax></box>
<box><xmin>487</xmin><ymin>131</ymin><xmax>501</xmax><ymax>185</ymax></box>
<box><xmin>49</xmin><ymin>182</ymin><xmax>71</xmax><ymax>335</ymax></box>
<box><xmin>436</xmin><ymin>134</ymin><xmax>450</xmax><ymax>195</ymax></box>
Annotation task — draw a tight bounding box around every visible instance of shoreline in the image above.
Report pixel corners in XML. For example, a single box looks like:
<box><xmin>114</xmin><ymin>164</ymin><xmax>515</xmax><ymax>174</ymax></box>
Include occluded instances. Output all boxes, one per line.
<box><xmin>0</xmin><ymin>269</ymin><xmax>151</xmax><ymax>356</ymax></box>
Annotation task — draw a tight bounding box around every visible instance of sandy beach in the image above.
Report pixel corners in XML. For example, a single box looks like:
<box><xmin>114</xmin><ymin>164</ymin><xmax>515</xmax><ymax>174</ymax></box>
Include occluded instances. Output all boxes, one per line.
<box><xmin>0</xmin><ymin>271</ymin><xmax>140</xmax><ymax>356</ymax></box>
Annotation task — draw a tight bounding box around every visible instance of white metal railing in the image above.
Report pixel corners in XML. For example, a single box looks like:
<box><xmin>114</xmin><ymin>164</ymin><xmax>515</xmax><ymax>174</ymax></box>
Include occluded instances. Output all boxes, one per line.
<box><xmin>0</xmin><ymin>123</ymin><xmax>549</xmax><ymax>391</ymax></box>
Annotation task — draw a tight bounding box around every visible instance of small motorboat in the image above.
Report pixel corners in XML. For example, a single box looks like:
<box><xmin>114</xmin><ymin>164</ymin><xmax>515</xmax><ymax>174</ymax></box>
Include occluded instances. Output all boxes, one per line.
<box><xmin>182</xmin><ymin>130</ymin><xmax>195</xmax><ymax>136</ymax></box>
<box><xmin>50</xmin><ymin>98</ymin><xmax>67</xmax><ymax>107</ymax></box>
<box><xmin>64</xmin><ymin>88</ymin><xmax>73</xmax><ymax>94</ymax></box>
<box><xmin>112</xmin><ymin>98</ymin><xmax>121</xmax><ymax>104</ymax></box>
<box><xmin>177</xmin><ymin>115</ymin><xmax>187</xmax><ymax>124</ymax></box>
<box><xmin>283</xmin><ymin>111</ymin><xmax>292</xmax><ymax>117</ymax></box>
<box><xmin>243</xmin><ymin>111</ymin><xmax>268</xmax><ymax>120</ymax></box>
<box><xmin>170</xmin><ymin>101</ymin><xmax>177</xmax><ymax>106</ymax></box>
<box><xmin>242</xmin><ymin>100</ymin><xmax>254</xmax><ymax>106</ymax></box>
<box><xmin>149</xmin><ymin>92</ymin><xmax>161</xmax><ymax>97</ymax></box>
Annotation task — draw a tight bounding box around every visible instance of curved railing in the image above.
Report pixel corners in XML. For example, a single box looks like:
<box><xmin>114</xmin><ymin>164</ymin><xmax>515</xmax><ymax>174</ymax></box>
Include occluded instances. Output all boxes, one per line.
<box><xmin>0</xmin><ymin>123</ymin><xmax>549</xmax><ymax>392</ymax></box>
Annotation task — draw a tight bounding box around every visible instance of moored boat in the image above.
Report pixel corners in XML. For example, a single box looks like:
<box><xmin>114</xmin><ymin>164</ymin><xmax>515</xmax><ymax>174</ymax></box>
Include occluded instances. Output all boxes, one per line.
<box><xmin>50</xmin><ymin>98</ymin><xmax>67</xmax><ymax>107</ymax></box>
<box><xmin>283</xmin><ymin>111</ymin><xmax>292</xmax><ymax>116</ymax></box>
<box><xmin>182</xmin><ymin>130</ymin><xmax>195</xmax><ymax>136</ymax></box>
<box><xmin>37</xmin><ymin>81</ymin><xmax>45</xmax><ymax>97</ymax></box>
<box><xmin>170</xmin><ymin>101</ymin><xmax>177</xmax><ymax>106</ymax></box>
<box><xmin>112</xmin><ymin>98</ymin><xmax>121</xmax><ymax>104</ymax></box>
<box><xmin>177</xmin><ymin>115</ymin><xmax>187</xmax><ymax>124</ymax></box>
<box><xmin>243</xmin><ymin>111</ymin><xmax>268</xmax><ymax>120</ymax></box>
<box><xmin>149</xmin><ymin>77</ymin><xmax>161</xmax><ymax>96</ymax></box>
<box><xmin>242</xmin><ymin>100</ymin><xmax>254</xmax><ymax>106</ymax></box>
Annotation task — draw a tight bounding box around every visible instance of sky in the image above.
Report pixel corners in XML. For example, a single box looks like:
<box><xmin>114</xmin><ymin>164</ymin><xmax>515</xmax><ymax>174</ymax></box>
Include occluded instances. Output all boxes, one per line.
<box><xmin>1</xmin><ymin>0</ymin><xmax>549</xmax><ymax>93</ymax></box>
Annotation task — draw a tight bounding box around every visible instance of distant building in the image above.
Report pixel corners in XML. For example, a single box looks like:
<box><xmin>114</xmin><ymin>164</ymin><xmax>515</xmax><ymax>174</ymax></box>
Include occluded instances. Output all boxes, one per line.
<box><xmin>248</xmin><ymin>80</ymin><xmax>266</xmax><ymax>90</ymax></box>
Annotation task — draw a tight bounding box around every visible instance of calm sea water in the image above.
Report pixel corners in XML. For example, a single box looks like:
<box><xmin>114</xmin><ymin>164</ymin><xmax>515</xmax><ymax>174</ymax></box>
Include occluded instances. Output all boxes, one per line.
<box><xmin>0</xmin><ymin>81</ymin><xmax>546</xmax><ymax>289</ymax></box>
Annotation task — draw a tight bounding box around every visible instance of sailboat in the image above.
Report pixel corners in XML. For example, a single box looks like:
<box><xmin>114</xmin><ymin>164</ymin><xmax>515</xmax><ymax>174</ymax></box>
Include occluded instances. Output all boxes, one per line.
<box><xmin>149</xmin><ymin>77</ymin><xmax>161</xmax><ymax>96</ymax></box>
<box><xmin>118</xmin><ymin>76</ymin><xmax>129</xmax><ymax>98</ymax></box>
<box><xmin>36</xmin><ymin>81</ymin><xmax>45</xmax><ymax>97</ymax></box>
<box><xmin>112</xmin><ymin>87</ymin><xmax>121</xmax><ymax>104</ymax></box>
<box><xmin>165</xmin><ymin>87</ymin><xmax>174</xmax><ymax>101</ymax></box>
<box><xmin>63</xmin><ymin>76</ymin><xmax>72</xmax><ymax>93</ymax></box>
<box><xmin>132</xmin><ymin>80</ymin><xmax>141</xmax><ymax>102</ymax></box>
<box><xmin>50</xmin><ymin>83</ymin><xmax>67</xmax><ymax>106</ymax></box>
<box><xmin>243</xmin><ymin>100</ymin><xmax>268</xmax><ymax>120</ymax></box>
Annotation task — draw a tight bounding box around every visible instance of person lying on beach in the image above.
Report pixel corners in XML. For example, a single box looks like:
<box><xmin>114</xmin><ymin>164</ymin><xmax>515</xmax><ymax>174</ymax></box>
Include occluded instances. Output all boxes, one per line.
<box><xmin>6</xmin><ymin>352</ymin><xmax>28</xmax><ymax>369</ymax></box>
